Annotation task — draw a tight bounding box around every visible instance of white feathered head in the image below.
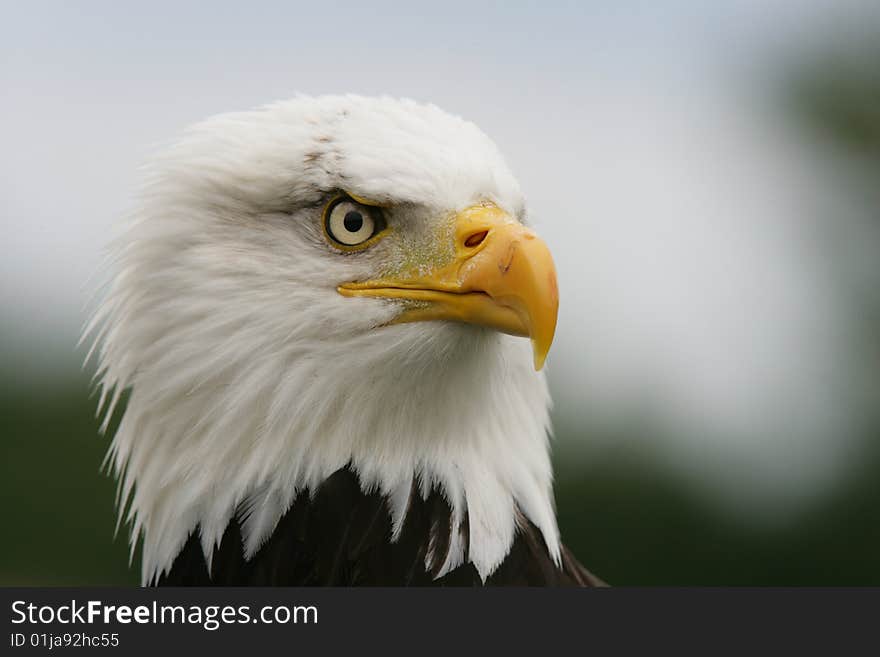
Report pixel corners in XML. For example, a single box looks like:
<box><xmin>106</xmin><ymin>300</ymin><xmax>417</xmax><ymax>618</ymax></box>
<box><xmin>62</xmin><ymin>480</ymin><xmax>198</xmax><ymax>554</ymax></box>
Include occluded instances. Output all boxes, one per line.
<box><xmin>87</xmin><ymin>95</ymin><xmax>561</xmax><ymax>583</ymax></box>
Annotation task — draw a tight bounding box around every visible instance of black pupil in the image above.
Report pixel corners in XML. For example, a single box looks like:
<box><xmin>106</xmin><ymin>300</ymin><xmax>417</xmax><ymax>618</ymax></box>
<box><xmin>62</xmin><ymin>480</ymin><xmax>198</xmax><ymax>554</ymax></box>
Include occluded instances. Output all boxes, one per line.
<box><xmin>343</xmin><ymin>210</ymin><xmax>364</xmax><ymax>233</ymax></box>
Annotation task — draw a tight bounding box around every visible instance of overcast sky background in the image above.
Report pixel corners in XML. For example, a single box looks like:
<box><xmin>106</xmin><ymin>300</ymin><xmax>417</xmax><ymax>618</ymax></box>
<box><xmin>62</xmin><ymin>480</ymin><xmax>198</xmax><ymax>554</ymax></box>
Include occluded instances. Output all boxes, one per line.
<box><xmin>3</xmin><ymin>1</ymin><xmax>879</xmax><ymax>518</ymax></box>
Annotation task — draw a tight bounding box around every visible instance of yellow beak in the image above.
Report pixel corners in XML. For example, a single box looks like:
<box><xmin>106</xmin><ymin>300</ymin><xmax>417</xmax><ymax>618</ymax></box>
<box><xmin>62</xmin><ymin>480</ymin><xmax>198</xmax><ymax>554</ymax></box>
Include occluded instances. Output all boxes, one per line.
<box><xmin>337</xmin><ymin>203</ymin><xmax>559</xmax><ymax>370</ymax></box>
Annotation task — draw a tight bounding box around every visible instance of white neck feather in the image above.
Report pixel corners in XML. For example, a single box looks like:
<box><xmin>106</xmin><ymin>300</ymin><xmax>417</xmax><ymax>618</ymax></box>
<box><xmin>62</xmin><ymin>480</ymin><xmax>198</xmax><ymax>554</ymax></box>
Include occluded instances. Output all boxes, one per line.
<box><xmin>97</xmin><ymin>312</ymin><xmax>558</xmax><ymax>584</ymax></box>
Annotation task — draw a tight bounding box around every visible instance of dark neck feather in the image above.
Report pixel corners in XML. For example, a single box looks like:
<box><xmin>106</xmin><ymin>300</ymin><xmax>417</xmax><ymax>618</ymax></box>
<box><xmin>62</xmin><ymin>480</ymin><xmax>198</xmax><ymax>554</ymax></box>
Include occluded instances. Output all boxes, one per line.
<box><xmin>157</xmin><ymin>466</ymin><xmax>603</xmax><ymax>586</ymax></box>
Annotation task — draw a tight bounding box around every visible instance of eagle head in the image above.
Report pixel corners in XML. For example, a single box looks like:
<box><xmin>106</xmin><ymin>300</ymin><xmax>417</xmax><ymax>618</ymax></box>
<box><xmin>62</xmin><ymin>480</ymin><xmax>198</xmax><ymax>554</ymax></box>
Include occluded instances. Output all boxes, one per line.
<box><xmin>88</xmin><ymin>95</ymin><xmax>563</xmax><ymax>584</ymax></box>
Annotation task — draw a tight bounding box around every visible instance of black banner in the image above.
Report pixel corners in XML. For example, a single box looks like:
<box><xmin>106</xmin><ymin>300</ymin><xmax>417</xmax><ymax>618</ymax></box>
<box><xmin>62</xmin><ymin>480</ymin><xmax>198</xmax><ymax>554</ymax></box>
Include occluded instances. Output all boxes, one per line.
<box><xmin>2</xmin><ymin>587</ymin><xmax>877</xmax><ymax>654</ymax></box>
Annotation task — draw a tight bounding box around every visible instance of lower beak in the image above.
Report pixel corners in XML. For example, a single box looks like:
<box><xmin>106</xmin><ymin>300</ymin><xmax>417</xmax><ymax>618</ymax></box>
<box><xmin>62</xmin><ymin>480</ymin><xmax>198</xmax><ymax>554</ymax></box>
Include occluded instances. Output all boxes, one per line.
<box><xmin>337</xmin><ymin>203</ymin><xmax>559</xmax><ymax>370</ymax></box>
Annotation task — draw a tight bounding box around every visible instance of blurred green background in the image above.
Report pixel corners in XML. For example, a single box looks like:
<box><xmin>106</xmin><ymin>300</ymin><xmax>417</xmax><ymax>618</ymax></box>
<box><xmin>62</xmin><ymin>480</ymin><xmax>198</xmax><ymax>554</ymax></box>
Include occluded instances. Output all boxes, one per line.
<box><xmin>4</xmin><ymin>360</ymin><xmax>880</xmax><ymax>585</ymax></box>
<box><xmin>2</xmin><ymin>3</ymin><xmax>879</xmax><ymax>585</ymax></box>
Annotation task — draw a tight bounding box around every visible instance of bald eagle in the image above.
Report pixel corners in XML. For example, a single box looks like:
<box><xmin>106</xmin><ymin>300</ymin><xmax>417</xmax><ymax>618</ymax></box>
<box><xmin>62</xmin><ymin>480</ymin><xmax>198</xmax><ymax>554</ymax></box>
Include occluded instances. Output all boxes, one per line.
<box><xmin>86</xmin><ymin>95</ymin><xmax>603</xmax><ymax>586</ymax></box>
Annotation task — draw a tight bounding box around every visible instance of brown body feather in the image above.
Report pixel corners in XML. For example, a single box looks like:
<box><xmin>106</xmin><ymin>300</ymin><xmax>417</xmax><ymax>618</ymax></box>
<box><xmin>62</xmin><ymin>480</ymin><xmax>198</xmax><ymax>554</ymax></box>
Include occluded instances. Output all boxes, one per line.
<box><xmin>158</xmin><ymin>467</ymin><xmax>603</xmax><ymax>586</ymax></box>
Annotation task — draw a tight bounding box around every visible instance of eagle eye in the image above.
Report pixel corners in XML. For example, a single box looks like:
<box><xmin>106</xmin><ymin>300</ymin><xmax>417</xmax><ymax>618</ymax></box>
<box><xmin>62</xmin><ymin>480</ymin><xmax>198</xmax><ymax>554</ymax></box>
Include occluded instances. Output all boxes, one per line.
<box><xmin>323</xmin><ymin>197</ymin><xmax>386</xmax><ymax>250</ymax></box>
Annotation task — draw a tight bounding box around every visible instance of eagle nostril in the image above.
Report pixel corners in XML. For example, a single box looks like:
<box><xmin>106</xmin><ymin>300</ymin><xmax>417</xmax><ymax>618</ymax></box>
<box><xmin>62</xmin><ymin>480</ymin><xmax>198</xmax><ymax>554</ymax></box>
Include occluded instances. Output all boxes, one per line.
<box><xmin>464</xmin><ymin>230</ymin><xmax>489</xmax><ymax>248</ymax></box>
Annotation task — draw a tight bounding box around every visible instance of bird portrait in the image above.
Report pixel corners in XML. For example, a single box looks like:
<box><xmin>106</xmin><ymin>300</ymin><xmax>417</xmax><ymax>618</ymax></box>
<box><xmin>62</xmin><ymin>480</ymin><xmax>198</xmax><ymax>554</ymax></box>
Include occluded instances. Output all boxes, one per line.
<box><xmin>86</xmin><ymin>95</ymin><xmax>602</xmax><ymax>586</ymax></box>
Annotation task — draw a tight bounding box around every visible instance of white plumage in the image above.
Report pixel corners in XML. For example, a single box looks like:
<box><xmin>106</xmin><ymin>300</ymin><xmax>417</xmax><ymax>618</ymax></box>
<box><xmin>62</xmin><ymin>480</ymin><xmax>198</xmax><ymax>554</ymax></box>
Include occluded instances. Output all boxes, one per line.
<box><xmin>86</xmin><ymin>95</ymin><xmax>561</xmax><ymax>585</ymax></box>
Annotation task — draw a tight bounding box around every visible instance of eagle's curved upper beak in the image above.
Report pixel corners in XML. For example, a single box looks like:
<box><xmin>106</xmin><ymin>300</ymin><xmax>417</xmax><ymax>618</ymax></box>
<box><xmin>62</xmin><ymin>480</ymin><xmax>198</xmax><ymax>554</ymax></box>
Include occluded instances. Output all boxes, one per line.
<box><xmin>337</xmin><ymin>203</ymin><xmax>559</xmax><ymax>370</ymax></box>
